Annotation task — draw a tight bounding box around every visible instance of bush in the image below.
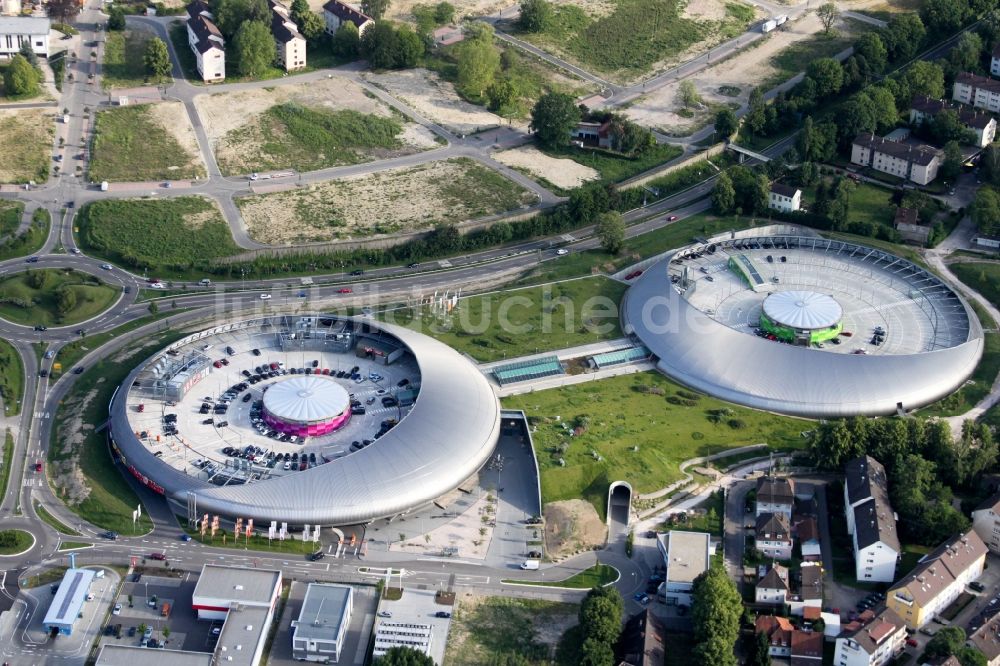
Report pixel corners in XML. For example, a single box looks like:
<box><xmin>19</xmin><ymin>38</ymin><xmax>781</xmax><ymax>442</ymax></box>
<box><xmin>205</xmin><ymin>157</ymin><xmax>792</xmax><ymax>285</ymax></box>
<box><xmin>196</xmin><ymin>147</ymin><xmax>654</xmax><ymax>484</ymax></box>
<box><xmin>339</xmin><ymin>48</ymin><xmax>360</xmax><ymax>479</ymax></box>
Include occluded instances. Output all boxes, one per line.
<box><xmin>728</xmin><ymin>419</ymin><xmax>747</xmax><ymax>430</ymax></box>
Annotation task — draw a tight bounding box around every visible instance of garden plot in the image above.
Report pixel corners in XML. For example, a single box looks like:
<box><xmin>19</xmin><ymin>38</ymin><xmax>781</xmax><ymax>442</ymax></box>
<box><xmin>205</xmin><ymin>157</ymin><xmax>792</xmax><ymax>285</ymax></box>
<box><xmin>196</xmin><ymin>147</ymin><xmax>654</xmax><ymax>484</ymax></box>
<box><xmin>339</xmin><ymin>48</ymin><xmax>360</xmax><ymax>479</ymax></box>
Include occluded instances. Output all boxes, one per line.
<box><xmin>492</xmin><ymin>146</ymin><xmax>600</xmax><ymax>190</ymax></box>
<box><xmin>237</xmin><ymin>158</ymin><xmax>537</xmax><ymax>244</ymax></box>
<box><xmin>193</xmin><ymin>77</ymin><xmax>438</xmax><ymax>175</ymax></box>
<box><xmin>0</xmin><ymin>108</ymin><xmax>52</xmax><ymax>183</ymax></box>
<box><xmin>365</xmin><ymin>68</ymin><xmax>508</xmax><ymax>135</ymax></box>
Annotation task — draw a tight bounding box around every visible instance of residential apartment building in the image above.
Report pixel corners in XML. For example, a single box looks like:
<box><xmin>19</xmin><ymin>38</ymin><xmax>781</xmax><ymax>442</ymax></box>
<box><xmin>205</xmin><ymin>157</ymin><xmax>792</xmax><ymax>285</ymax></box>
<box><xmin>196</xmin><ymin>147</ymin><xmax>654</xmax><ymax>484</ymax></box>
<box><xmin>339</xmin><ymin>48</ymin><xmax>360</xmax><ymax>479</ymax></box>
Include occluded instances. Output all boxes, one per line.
<box><xmin>833</xmin><ymin>608</ymin><xmax>907</xmax><ymax>666</ymax></box>
<box><xmin>768</xmin><ymin>183</ymin><xmax>802</xmax><ymax>213</ymax></box>
<box><xmin>269</xmin><ymin>0</ymin><xmax>306</xmax><ymax>71</ymax></box>
<box><xmin>0</xmin><ymin>16</ymin><xmax>49</xmax><ymax>57</ymax></box>
<box><xmin>792</xmin><ymin>630</ymin><xmax>823</xmax><ymax>665</ymax></box>
<box><xmin>909</xmin><ymin>94</ymin><xmax>997</xmax><ymax>147</ymax></box>
<box><xmin>756</xmin><ymin>616</ymin><xmax>822</xmax><ymax>663</ymax></box>
<box><xmin>656</xmin><ymin>531</ymin><xmax>711</xmax><ymax>606</ymax></box>
<box><xmin>322</xmin><ymin>0</ymin><xmax>372</xmax><ymax>36</ymax></box>
<box><xmin>972</xmin><ymin>491</ymin><xmax>1000</xmax><ymax>555</ymax></box>
<box><xmin>953</xmin><ymin>72</ymin><xmax>1000</xmax><ymax>114</ymax></box>
<box><xmin>756</xmin><ymin>512</ymin><xmax>793</xmax><ymax>561</ymax></box>
<box><xmin>186</xmin><ymin>0</ymin><xmax>225</xmax><ymax>83</ymax></box>
<box><xmin>968</xmin><ymin>610</ymin><xmax>1000</xmax><ymax>666</ymax></box>
<box><xmin>789</xmin><ymin>563</ymin><xmax>824</xmax><ymax>617</ymax></box>
<box><xmin>755</xmin><ymin>564</ymin><xmax>789</xmax><ymax>605</ymax></box>
<box><xmin>844</xmin><ymin>456</ymin><xmax>900</xmax><ymax>583</ymax></box>
<box><xmin>756</xmin><ymin>476</ymin><xmax>794</xmax><ymax>519</ymax></box>
<box><xmin>887</xmin><ymin>529</ymin><xmax>987</xmax><ymax>629</ymax></box>
<box><xmin>850</xmin><ymin>133</ymin><xmax>942</xmax><ymax>185</ymax></box>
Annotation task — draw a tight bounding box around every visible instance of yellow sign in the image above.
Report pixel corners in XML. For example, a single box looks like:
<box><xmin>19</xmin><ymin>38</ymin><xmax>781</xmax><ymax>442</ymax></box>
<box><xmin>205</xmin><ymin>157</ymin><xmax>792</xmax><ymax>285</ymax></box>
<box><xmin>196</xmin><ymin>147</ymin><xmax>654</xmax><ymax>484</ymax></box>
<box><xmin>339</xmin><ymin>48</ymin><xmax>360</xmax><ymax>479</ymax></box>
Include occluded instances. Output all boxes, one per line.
<box><xmin>53</xmin><ymin>363</ymin><xmax>61</xmax><ymax>371</ymax></box>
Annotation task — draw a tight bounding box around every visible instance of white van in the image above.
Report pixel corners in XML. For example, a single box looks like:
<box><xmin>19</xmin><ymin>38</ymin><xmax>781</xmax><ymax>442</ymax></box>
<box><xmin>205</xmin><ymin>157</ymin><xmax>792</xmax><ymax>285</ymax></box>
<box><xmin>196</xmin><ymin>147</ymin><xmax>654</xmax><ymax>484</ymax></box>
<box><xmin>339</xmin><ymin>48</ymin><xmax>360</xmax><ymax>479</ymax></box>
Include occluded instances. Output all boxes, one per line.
<box><xmin>520</xmin><ymin>560</ymin><xmax>540</xmax><ymax>570</ymax></box>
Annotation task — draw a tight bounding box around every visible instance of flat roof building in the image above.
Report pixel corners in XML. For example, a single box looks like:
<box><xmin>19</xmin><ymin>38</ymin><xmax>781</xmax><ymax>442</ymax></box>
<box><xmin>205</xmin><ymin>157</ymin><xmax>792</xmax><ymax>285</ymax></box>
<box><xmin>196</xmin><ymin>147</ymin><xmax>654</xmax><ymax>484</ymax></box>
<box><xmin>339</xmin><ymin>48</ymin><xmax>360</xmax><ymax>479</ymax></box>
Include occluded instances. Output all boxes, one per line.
<box><xmin>192</xmin><ymin>564</ymin><xmax>282</xmax><ymax>621</ymax></box>
<box><xmin>292</xmin><ymin>584</ymin><xmax>354</xmax><ymax>663</ymax></box>
<box><xmin>43</xmin><ymin>568</ymin><xmax>96</xmax><ymax>636</ymax></box>
<box><xmin>657</xmin><ymin>530</ymin><xmax>711</xmax><ymax>606</ymax></box>
<box><xmin>96</xmin><ymin>645</ymin><xmax>213</xmax><ymax>666</ymax></box>
<box><xmin>216</xmin><ymin>605</ymin><xmax>272</xmax><ymax>666</ymax></box>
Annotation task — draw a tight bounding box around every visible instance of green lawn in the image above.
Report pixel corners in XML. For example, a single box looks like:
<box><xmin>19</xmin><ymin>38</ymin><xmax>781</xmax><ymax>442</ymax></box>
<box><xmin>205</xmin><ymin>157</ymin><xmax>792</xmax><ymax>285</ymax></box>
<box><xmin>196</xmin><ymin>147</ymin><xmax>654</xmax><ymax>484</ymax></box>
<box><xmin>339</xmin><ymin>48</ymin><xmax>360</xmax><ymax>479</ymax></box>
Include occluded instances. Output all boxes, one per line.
<box><xmin>519</xmin><ymin>0</ymin><xmax>755</xmax><ymax>80</ymax></box>
<box><xmin>503</xmin><ymin>371</ymin><xmax>808</xmax><ymax>515</ymax></box>
<box><xmin>0</xmin><ymin>268</ymin><xmax>119</xmax><ymax>327</ymax></box>
<box><xmin>48</xmin><ymin>332</ymin><xmax>190</xmax><ymax>534</ymax></box>
<box><xmin>503</xmin><ymin>563</ymin><xmax>619</xmax><ymax>588</ymax></box>
<box><xmin>659</xmin><ymin>491</ymin><xmax>723</xmax><ymax>536</ymax></box>
<box><xmin>540</xmin><ymin>143</ymin><xmax>682</xmax><ymax>184</ymax></box>
<box><xmin>917</xmin><ymin>332</ymin><xmax>1000</xmax><ymax>417</ymax></box>
<box><xmin>182</xmin><ymin>527</ymin><xmax>319</xmax><ymax>554</ymax></box>
<box><xmin>216</xmin><ymin>103</ymin><xmax>406</xmax><ymax>176</ymax></box>
<box><xmin>898</xmin><ymin>543</ymin><xmax>932</xmax><ymax>574</ymax></box>
<box><xmin>0</xmin><ymin>430</ymin><xmax>13</xmax><ymax>506</ymax></box>
<box><xmin>34</xmin><ymin>502</ymin><xmax>82</xmax><ymax>536</ymax></box>
<box><xmin>0</xmin><ymin>529</ymin><xmax>33</xmax><ymax>554</ymax></box>
<box><xmin>102</xmin><ymin>30</ymin><xmax>164</xmax><ymax>89</ymax></box>
<box><xmin>0</xmin><ymin>338</ymin><xmax>23</xmax><ymax>417</ymax></box>
<box><xmin>57</xmin><ymin>541</ymin><xmax>93</xmax><ymax>550</ymax></box>
<box><xmin>444</xmin><ymin>596</ymin><xmax>581</xmax><ymax>666</ymax></box>
<box><xmin>89</xmin><ymin>103</ymin><xmax>206</xmax><ymax>182</ymax></box>
<box><xmin>77</xmin><ymin>197</ymin><xmax>240</xmax><ymax>272</ymax></box>
<box><xmin>52</xmin><ymin>308</ymin><xmax>188</xmax><ymax>378</ymax></box>
<box><xmin>382</xmin><ymin>276</ymin><xmax>628</xmax><ymax>362</ymax></box>
<box><xmin>0</xmin><ymin>200</ymin><xmax>22</xmax><ymax>238</ymax></box>
<box><xmin>0</xmin><ymin>208</ymin><xmax>48</xmax><ymax>262</ymax></box>
<box><xmin>951</xmin><ymin>262</ymin><xmax>1000</xmax><ymax>313</ymax></box>
<box><xmin>763</xmin><ymin>26</ymin><xmax>863</xmax><ymax>88</ymax></box>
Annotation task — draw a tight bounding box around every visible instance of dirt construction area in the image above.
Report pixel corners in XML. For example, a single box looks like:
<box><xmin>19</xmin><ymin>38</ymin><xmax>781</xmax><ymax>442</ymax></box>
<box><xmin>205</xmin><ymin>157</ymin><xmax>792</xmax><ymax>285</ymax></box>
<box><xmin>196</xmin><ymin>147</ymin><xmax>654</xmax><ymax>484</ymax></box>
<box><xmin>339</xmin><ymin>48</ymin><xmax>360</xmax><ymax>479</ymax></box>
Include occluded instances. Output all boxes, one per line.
<box><xmin>193</xmin><ymin>77</ymin><xmax>439</xmax><ymax>175</ymax></box>
<box><xmin>237</xmin><ymin>158</ymin><xmax>537</xmax><ymax>244</ymax></box>
<box><xmin>624</xmin><ymin>12</ymin><xmax>847</xmax><ymax>133</ymax></box>
<box><xmin>365</xmin><ymin>69</ymin><xmax>510</xmax><ymax>135</ymax></box>
<box><xmin>543</xmin><ymin>499</ymin><xmax>607</xmax><ymax>559</ymax></box>
<box><xmin>492</xmin><ymin>146</ymin><xmax>600</xmax><ymax>190</ymax></box>
<box><xmin>0</xmin><ymin>108</ymin><xmax>53</xmax><ymax>184</ymax></box>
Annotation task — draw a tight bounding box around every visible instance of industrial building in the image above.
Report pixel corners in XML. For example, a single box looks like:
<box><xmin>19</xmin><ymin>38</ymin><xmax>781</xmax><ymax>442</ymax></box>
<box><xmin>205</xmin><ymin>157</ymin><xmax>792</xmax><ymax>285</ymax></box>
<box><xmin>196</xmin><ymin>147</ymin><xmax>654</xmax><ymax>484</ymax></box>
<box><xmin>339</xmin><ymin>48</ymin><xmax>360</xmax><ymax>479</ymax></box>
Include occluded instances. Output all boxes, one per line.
<box><xmin>42</xmin><ymin>566</ymin><xmax>96</xmax><ymax>636</ymax></box>
<box><xmin>291</xmin><ymin>584</ymin><xmax>353</xmax><ymax>662</ymax></box>
<box><xmin>192</xmin><ymin>564</ymin><xmax>282</xmax><ymax>620</ymax></box>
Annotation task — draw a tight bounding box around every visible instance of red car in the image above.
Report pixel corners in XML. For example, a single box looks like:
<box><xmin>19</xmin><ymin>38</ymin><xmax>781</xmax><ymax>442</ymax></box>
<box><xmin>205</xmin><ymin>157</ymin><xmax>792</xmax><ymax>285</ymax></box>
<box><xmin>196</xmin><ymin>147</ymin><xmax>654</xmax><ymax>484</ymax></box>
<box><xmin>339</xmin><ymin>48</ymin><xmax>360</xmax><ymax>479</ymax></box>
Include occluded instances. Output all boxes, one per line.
<box><xmin>337</xmin><ymin>288</ymin><xmax>352</xmax><ymax>294</ymax></box>
<box><xmin>667</xmin><ymin>215</ymin><xmax>678</xmax><ymax>221</ymax></box>
<box><xmin>624</xmin><ymin>270</ymin><xmax>644</xmax><ymax>280</ymax></box>
<box><xmin>213</xmin><ymin>361</ymin><xmax>222</xmax><ymax>368</ymax></box>
<box><xmin>34</xmin><ymin>461</ymin><xmax>42</xmax><ymax>472</ymax></box>
<box><xmin>149</xmin><ymin>553</ymin><xmax>166</xmax><ymax>561</ymax></box>
<box><xmin>906</xmin><ymin>638</ymin><xmax>918</xmax><ymax>648</ymax></box>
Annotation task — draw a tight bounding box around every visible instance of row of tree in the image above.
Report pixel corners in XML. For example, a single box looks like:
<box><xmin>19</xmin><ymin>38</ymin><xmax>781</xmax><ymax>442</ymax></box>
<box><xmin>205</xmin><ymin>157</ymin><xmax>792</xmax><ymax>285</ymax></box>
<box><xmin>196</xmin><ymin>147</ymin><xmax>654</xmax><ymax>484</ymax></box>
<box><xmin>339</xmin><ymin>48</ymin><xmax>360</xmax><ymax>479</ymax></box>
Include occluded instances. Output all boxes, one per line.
<box><xmin>575</xmin><ymin>586</ymin><xmax>624</xmax><ymax>666</ymax></box>
<box><xmin>691</xmin><ymin>566</ymin><xmax>742</xmax><ymax>666</ymax></box>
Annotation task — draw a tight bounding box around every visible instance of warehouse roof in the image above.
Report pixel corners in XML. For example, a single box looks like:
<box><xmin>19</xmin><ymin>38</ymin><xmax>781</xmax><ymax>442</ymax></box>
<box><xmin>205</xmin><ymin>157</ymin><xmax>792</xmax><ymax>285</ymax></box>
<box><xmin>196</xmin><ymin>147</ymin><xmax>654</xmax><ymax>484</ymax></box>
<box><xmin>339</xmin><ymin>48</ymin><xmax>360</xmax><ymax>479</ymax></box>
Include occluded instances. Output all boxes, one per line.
<box><xmin>193</xmin><ymin>565</ymin><xmax>281</xmax><ymax>605</ymax></box>
<box><xmin>43</xmin><ymin>568</ymin><xmax>96</xmax><ymax>628</ymax></box>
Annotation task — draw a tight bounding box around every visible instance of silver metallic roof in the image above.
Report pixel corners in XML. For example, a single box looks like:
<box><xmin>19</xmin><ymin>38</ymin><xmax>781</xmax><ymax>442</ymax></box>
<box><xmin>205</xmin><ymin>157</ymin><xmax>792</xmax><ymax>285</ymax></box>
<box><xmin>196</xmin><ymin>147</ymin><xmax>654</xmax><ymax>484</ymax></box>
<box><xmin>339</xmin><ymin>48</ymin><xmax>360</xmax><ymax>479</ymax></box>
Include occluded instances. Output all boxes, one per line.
<box><xmin>763</xmin><ymin>290</ymin><xmax>842</xmax><ymax>330</ymax></box>
<box><xmin>110</xmin><ymin>316</ymin><xmax>501</xmax><ymax>525</ymax></box>
<box><xmin>263</xmin><ymin>375</ymin><xmax>349</xmax><ymax>423</ymax></box>
<box><xmin>623</xmin><ymin>237</ymin><xmax>984</xmax><ymax>418</ymax></box>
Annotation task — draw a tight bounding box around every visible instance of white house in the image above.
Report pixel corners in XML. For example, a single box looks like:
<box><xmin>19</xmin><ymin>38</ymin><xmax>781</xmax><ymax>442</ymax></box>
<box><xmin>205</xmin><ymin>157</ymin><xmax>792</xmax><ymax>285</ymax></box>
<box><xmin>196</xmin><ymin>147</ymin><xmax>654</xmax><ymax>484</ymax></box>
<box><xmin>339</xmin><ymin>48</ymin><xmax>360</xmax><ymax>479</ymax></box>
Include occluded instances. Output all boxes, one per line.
<box><xmin>186</xmin><ymin>0</ymin><xmax>225</xmax><ymax>83</ymax></box>
<box><xmin>656</xmin><ymin>531</ymin><xmax>711</xmax><ymax>607</ymax></box>
<box><xmin>796</xmin><ymin>517</ymin><xmax>822</xmax><ymax>562</ymax></box>
<box><xmin>833</xmin><ymin>608</ymin><xmax>907</xmax><ymax>666</ymax></box>
<box><xmin>322</xmin><ymin>0</ymin><xmax>372</xmax><ymax>36</ymax></box>
<box><xmin>291</xmin><ymin>584</ymin><xmax>353</xmax><ymax>663</ymax></box>
<box><xmin>755</xmin><ymin>564</ymin><xmax>789</xmax><ymax>605</ymax></box>
<box><xmin>909</xmin><ymin>94</ymin><xmax>997</xmax><ymax>148</ymax></box>
<box><xmin>768</xmin><ymin>183</ymin><xmax>801</xmax><ymax>213</ymax></box>
<box><xmin>269</xmin><ymin>0</ymin><xmax>307</xmax><ymax>71</ymax></box>
<box><xmin>756</xmin><ymin>512</ymin><xmax>793</xmax><ymax>561</ymax></box>
<box><xmin>850</xmin><ymin>132</ymin><xmax>942</xmax><ymax>186</ymax></box>
<box><xmin>0</xmin><ymin>16</ymin><xmax>49</xmax><ymax>58</ymax></box>
<box><xmin>972</xmin><ymin>492</ymin><xmax>1000</xmax><ymax>555</ymax></box>
<box><xmin>844</xmin><ymin>456</ymin><xmax>900</xmax><ymax>583</ymax></box>
<box><xmin>756</xmin><ymin>476</ymin><xmax>794</xmax><ymax>520</ymax></box>
<box><xmin>954</xmin><ymin>72</ymin><xmax>1000</xmax><ymax>114</ymax></box>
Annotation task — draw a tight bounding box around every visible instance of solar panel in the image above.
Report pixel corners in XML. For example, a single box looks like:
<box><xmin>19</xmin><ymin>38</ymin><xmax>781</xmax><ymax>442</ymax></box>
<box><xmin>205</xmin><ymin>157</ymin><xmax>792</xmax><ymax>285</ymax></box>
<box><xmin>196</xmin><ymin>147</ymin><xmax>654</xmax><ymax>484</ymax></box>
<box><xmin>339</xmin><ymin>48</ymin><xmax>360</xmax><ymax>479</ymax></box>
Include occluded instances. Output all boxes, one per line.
<box><xmin>58</xmin><ymin>571</ymin><xmax>84</xmax><ymax>619</ymax></box>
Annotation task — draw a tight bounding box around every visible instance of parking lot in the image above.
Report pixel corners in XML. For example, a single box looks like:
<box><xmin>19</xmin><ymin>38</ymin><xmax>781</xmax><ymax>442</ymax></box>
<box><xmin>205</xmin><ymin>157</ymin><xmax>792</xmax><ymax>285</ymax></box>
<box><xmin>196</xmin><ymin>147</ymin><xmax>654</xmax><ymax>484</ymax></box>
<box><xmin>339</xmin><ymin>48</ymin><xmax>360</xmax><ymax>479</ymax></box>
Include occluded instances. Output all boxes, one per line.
<box><xmin>376</xmin><ymin>588</ymin><xmax>454</xmax><ymax>666</ymax></box>
<box><xmin>268</xmin><ymin>582</ymin><xmax>378</xmax><ymax>665</ymax></box>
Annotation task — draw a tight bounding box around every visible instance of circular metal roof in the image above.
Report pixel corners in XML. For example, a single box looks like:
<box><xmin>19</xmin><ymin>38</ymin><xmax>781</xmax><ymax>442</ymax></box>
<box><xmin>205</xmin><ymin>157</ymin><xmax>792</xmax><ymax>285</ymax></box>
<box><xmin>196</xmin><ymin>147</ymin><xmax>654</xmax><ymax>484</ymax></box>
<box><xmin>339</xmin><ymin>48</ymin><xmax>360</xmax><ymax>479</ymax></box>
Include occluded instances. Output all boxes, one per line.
<box><xmin>763</xmin><ymin>290</ymin><xmax>843</xmax><ymax>330</ymax></box>
<box><xmin>262</xmin><ymin>375</ymin><xmax>349</xmax><ymax>424</ymax></box>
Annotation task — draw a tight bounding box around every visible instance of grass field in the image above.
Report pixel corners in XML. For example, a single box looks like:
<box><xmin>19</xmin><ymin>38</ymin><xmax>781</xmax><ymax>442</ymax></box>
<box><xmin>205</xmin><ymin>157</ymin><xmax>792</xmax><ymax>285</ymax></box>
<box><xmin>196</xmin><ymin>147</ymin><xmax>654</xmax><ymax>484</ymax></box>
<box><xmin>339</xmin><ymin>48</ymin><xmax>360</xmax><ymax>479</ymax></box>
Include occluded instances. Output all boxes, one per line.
<box><xmin>503</xmin><ymin>371</ymin><xmax>808</xmax><ymax>514</ymax></box>
<box><xmin>89</xmin><ymin>103</ymin><xmax>205</xmax><ymax>182</ymax></box>
<box><xmin>183</xmin><ymin>528</ymin><xmax>319</xmax><ymax>554</ymax></box>
<box><xmin>658</xmin><ymin>490</ymin><xmax>723</xmax><ymax>536</ymax></box>
<box><xmin>951</xmin><ymin>262</ymin><xmax>1000</xmax><ymax>312</ymax></box>
<box><xmin>503</xmin><ymin>563</ymin><xmax>619</xmax><ymax>588</ymax></box>
<box><xmin>541</xmin><ymin>143</ymin><xmax>682</xmax><ymax>184</ymax></box>
<box><xmin>0</xmin><ymin>529</ymin><xmax>33</xmax><ymax>554</ymax></box>
<box><xmin>0</xmin><ymin>431</ymin><xmax>13</xmax><ymax>507</ymax></box>
<box><xmin>0</xmin><ymin>268</ymin><xmax>119</xmax><ymax>327</ymax></box>
<box><xmin>918</xmin><ymin>332</ymin><xmax>1000</xmax><ymax>417</ymax></box>
<box><xmin>520</xmin><ymin>0</ymin><xmax>756</xmax><ymax>80</ymax></box>
<box><xmin>57</xmin><ymin>541</ymin><xmax>92</xmax><ymax>550</ymax></box>
<box><xmin>443</xmin><ymin>596</ymin><xmax>580</xmax><ymax>666</ymax></box>
<box><xmin>102</xmin><ymin>30</ymin><xmax>163</xmax><ymax>89</ymax></box>
<box><xmin>0</xmin><ymin>108</ymin><xmax>52</xmax><ymax>183</ymax></box>
<box><xmin>77</xmin><ymin>197</ymin><xmax>239</xmax><ymax>271</ymax></box>
<box><xmin>763</xmin><ymin>27</ymin><xmax>860</xmax><ymax>88</ymax></box>
<box><xmin>48</xmin><ymin>332</ymin><xmax>189</xmax><ymax>534</ymax></box>
<box><xmin>0</xmin><ymin>200</ymin><xmax>22</xmax><ymax>238</ymax></box>
<box><xmin>217</xmin><ymin>103</ymin><xmax>405</xmax><ymax>175</ymax></box>
<box><xmin>0</xmin><ymin>208</ymin><xmax>48</xmax><ymax>262</ymax></box>
<box><xmin>35</xmin><ymin>502</ymin><xmax>82</xmax><ymax>536</ymax></box>
<box><xmin>382</xmin><ymin>276</ymin><xmax>627</xmax><ymax>362</ymax></box>
<box><xmin>0</xmin><ymin>338</ymin><xmax>23</xmax><ymax>417</ymax></box>
<box><xmin>803</xmin><ymin>180</ymin><xmax>896</xmax><ymax>229</ymax></box>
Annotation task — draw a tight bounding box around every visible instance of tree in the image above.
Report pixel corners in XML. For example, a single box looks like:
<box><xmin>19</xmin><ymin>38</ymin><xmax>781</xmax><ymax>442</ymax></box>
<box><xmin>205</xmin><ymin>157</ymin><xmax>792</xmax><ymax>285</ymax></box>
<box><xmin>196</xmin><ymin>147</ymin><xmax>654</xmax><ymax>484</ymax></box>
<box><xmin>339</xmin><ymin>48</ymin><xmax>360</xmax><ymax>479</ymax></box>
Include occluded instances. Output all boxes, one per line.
<box><xmin>923</xmin><ymin>626</ymin><xmax>967</xmax><ymax>661</ymax></box>
<box><xmin>3</xmin><ymin>54</ymin><xmax>39</xmax><ymax>97</ymax></box>
<box><xmin>921</xmin><ymin>0</ymin><xmax>967</xmax><ymax>37</ymax></box>
<box><xmin>162</xmin><ymin>626</ymin><xmax>171</xmax><ymax>639</ymax></box>
<box><xmin>866</xmin><ymin>85</ymin><xmax>898</xmax><ymax>131</ymax></box>
<box><xmin>47</xmin><ymin>0</ymin><xmax>80</xmax><ymax>22</ymax></box>
<box><xmin>950</xmin><ymin>31</ymin><xmax>983</xmax><ymax>71</ymax></box>
<box><xmin>806</xmin><ymin>58</ymin><xmax>844</xmax><ymax>98</ymax></box>
<box><xmin>148</xmin><ymin>301</ymin><xmax>159</xmax><ymax>315</ymax></box>
<box><xmin>855</xmin><ymin>32</ymin><xmax>887</xmax><ymax>74</ymax></box>
<box><xmin>882</xmin><ymin>13</ymin><xmax>926</xmax><ymax>62</ymax></box>
<box><xmin>596</xmin><ymin>211</ymin><xmax>625</xmax><ymax>254</ymax></box>
<box><xmin>980</xmin><ymin>143</ymin><xmax>1000</xmax><ymax>185</ymax></box>
<box><xmin>144</xmin><ymin>38</ymin><xmax>172</xmax><ymax>81</ymax></box>
<box><xmin>712</xmin><ymin>171</ymin><xmax>736</xmax><ymax>214</ymax></box>
<box><xmin>107</xmin><ymin>5</ymin><xmax>126</xmax><ymax>30</ymax></box>
<box><xmin>930</xmin><ymin>109</ymin><xmax>975</xmax><ymax>144</ymax></box>
<box><xmin>679</xmin><ymin>80</ymin><xmax>702</xmax><ymax>108</ymax></box>
<box><xmin>487</xmin><ymin>77</ymin><xmax>520</xmax><ymax>116</ymax></box>
<box><xmin>362</xmin><ymin>0</ymin><xmax>391</xmax><ymax>19</ymax></box>
<box><xmin>434</xmin><ymin>2</ymin><xmax>455</xmax><ymax>24</ymax></box>
<box><xmin>361</xmin><ymin>21</ymin><xmax>399</xmax><ymax>68</ymax></box>
<box><xmin>455</xmin><ymin>34</ymin><xmax>500</xmax><ymax>98</ymax></box>
<box><xmin>375</xmin><ymin>646</ymin><xmax>435</xmax><ymax>665</ymax></box>
<box><xmin>691</xmin><ymin>566</ymin><xmax>741</xmax><ymax>666</ymax></box>
<box><xmin>956</xmin><ymin>647</ymin><xmax>989</xmax><ymax>666</ymax></box>
<box><xmin>393</xmin><ymin>25</ymin><xmax>424</xmax><ymax>67</ymax></box>
<box><xmin>234</xmin><ymin>21</ymin><xmax>276</xmax><ymax>77</ymax></box>
<box><xmin>297</xmin><ymin>11</ymin><xmax>326</xmax><ymax>45</ymax></box>
<box><xmin>519</xmin><ymin>0</ymin><xmax>553</xmax><ymax>32</ymax></box>
<box><xmin>56</xmin><ymin>287</ymin><xmax>77</xmax><ymax>315</ymax></box>
<box><xmin>579</xmin><ymin>637</ymin><xmax>615</xmax><ymax>666</ymax></box>
<box><xmin>290</xmin><ymin>0</ymin><xmax>310</xmax><ymax>20</ymax></box>
<box><xmin>904</xmin><ymin>60</ymin><xmax>945</xmax><ymax>99</ymax></box>
<box><xmin>799</xmin><ymin>161</ymin><xmax>819</xmax><ymax>186</ymax></box>
<box><xmin>817</xmin><ymin>2</ymin><xmax>840</xmax><ymax>33</ymax></box>
<box><xmin>714</xmin><ymin>108</ymin><xmax>738</xmax><ymax>139</ymax></box>
<box><xmin>745</xmin><ymin>86</ymin><xmax>767</xmax><ymax>135</ymax></box>
<box><xmin>940</xmin><ymin>140</ymin><xmax>963</xmax><ymax>181</ymax></box>
<box><xmin>332</xmin><ymin>21</ymin><xmax>361</xmax><ymax>58</ymax></box>
<box><xmin>530</xmin><ymin>92</ymin><xmax>581</xmax><ymax>148</ymax></box>
<box><xmin>972</xmin><ymin>188</ymin><xmax>1000</xmax><ymax>236</ymax></box>
<box><xmin>749</xmin><ymin>630</ymin><xmax>772</xmax><ymax>666</ymax></box>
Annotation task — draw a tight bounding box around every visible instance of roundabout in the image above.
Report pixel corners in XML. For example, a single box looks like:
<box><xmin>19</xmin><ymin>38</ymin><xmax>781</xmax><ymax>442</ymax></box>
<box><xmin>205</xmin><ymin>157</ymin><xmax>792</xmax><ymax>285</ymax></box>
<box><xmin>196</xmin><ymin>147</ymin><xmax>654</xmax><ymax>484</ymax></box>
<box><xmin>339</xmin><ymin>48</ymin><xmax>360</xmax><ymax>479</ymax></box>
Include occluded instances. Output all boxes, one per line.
<box><xmin>0</xmin><ymin>529</ymin><xmax>35</xmax><ymax>557</ymax></box>
<box><xmin>0</xmin><ymin>267</ymin><xmax>120</xmax><ymax>328</ymax></box>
